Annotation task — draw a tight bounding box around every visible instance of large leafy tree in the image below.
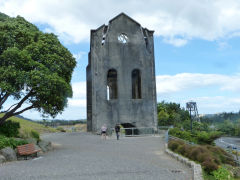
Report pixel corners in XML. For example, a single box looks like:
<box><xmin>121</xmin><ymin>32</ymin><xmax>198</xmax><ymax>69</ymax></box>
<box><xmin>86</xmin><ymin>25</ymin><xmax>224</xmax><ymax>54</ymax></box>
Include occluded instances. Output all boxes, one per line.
<box><xmin>157</xmin><ymin>101</ymin><xmax>190</xmax><ymax>126</ymax></box>
<box><xmin>0</xmin><ymin>13</ymin><xmax>76</xmax><ymax>125</ymax></box>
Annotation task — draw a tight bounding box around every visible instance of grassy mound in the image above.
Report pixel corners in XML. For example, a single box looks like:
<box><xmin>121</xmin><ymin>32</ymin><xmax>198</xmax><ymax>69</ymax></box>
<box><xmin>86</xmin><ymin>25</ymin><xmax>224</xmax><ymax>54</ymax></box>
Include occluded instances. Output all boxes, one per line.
<box><xmin>0</xmin><ymin>114</ymin><xmax>57</xmax><ymax>138</ymax></box>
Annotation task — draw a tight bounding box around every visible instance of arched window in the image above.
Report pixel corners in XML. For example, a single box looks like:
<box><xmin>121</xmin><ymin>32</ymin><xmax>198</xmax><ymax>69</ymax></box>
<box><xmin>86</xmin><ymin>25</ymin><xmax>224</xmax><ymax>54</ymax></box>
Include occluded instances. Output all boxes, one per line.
<box><xmin>107</xmin><ymin>69</ymin><xmax>118</xmax><ymax>100</ymax></box>
<box><xmin>132</xmin><ymin>69</ymin><xmax>141</xmax><ymax>99</ymax></box>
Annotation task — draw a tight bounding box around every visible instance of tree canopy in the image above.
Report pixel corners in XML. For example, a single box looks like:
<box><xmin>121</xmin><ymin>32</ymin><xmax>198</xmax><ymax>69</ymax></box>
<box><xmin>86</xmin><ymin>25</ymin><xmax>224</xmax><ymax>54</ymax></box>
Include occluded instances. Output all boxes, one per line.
<box><xmin>157</xmin><ymin>101</ymin><xmax>190</xmax><ymax>127</ymax></box>
<box><xmin>0</xmin><ymin>12</ymin><xmax>76</xmax><ymax>124</ymax></box>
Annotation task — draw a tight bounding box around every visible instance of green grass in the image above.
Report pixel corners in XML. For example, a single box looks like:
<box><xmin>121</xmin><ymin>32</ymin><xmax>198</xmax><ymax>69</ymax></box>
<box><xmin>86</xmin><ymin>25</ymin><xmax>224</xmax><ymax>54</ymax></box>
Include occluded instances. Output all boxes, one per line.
<box><xmin>203</xmin><ymin>171</ymin><xmax>216</xmax><ymax>180</ymax></box>
<box><xmin>0</xmin><ymin>114</ymin><xmax>58</xmax><ymax>138</ymax></box>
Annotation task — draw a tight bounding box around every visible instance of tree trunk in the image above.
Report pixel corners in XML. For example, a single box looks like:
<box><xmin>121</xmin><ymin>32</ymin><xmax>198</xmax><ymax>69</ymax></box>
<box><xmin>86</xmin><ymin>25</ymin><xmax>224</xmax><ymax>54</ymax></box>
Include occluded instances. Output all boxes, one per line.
<box><xmin>0</xmin><ymin>91</ymin><xmax>33</xmax><ymax>126</ymax></box>
<box><xmin>0</xmin><ymin>112</ymin><xmax>13</xmax><ymax>125</ymax></box>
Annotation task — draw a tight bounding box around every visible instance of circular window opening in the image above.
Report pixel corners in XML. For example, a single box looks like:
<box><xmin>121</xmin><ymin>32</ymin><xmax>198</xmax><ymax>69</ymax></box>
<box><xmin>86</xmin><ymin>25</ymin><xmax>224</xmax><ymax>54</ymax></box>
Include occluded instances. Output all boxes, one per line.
<box><xmin>118</xmin><ymin>33</ymin><xmax>128</xmax><ymax>44</ymax></box>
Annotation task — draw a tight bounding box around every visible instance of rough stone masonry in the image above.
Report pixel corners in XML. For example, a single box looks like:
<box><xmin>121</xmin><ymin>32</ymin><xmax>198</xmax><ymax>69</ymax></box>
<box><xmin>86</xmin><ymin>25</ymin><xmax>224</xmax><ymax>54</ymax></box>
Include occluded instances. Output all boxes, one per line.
<box><xmin>86</xmin><ymin>13</ymin><xmax>157</xmax><ymax>133</ymax></box>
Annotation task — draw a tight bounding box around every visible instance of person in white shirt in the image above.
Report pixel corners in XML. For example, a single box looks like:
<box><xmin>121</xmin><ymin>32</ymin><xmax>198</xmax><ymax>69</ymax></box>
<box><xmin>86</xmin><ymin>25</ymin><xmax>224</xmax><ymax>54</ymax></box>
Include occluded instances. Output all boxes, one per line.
<box><xmin>101</xmin><ymin>124</ymin><xmax>107</xmax><ymax>140</ymax></box>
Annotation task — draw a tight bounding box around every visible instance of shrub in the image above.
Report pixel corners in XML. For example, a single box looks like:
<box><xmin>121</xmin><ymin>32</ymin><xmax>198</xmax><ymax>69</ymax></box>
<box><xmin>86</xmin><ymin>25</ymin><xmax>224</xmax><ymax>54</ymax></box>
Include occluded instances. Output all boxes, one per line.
<box><xmin>0</xmin><ymin>135</ymin><xmax>28</xmax><ymax>149</ymax></box>
<box><xmin>56</xmin><ymin>127</ymin><xmax>66</xmax><ymax>132</ymax></box>
<box><xmin>0</xmin><ymin>120</ymin><xmax>20</xmax><ymax>137</ymax></box>
<box><xmin>176</xmin><ymin>144</ymin><xmax>188</xmax><ymax>155</ymax></box>
<box><xmin>30</xmin><ymin>130</ymin><xmax>40</xmax><ymax>142</ymax></box>
<box><xmin>197</xmin><ymin>152</ymin><xmax>212</xmax><ymax>163</ymax></box>
<box><xmin>189</xmin><ymin>146</ymin><xmax>208</xmax><ymax>161</ymax></box>
<box><xmin>168</xmin><ymin>140</ymin><xmax>180</xmax><ymax>151</ymax></box>
<box><xmin>196</xmin><ymin>131</ymin><xmax>222</xmax><ymax>145</ymax></box>
<box><xmin>206</xmin><ymin>145</ymin><xmax>235</xmax><ymax>166</ymax></box>
<box><xmin>169</xmin><ymin>128</ymin><xmax>222</xmax><ymax>145</ymax></box>
<box><xmin>202</xmin><ymin>160</ymin><xmax>219</xmax><ymax>173</ymax></box>
<box><xmin>212</xmin><ymin>167</ymin><xmax>233</xmax><ymax>180</ymax></box>
<box><xmin>167</xmin><ymin>137</ymin><xmax>236</xmax><ymax>174</ymax></box>
<box><xmin>169</xmin><ymin>128</ymin><xmax>196</xmax><ymax>143</ymax></box>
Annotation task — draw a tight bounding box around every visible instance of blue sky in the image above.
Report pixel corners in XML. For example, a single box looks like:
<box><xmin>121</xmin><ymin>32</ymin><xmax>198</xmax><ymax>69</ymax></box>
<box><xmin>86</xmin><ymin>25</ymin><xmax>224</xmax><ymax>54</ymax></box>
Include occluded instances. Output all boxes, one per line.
<box><xmin>1</xmin><ymin>0</ymin><xmax>240</xmax><ymax>120</ymax></box>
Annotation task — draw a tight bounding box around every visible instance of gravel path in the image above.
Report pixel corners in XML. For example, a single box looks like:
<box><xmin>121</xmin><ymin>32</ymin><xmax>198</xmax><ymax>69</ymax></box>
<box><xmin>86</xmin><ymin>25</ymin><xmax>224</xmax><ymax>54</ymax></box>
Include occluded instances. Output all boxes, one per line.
<box><xmin>0</xmin><ymin>132</ymin><xmax>192</xmax><ymax>180</ymax></box>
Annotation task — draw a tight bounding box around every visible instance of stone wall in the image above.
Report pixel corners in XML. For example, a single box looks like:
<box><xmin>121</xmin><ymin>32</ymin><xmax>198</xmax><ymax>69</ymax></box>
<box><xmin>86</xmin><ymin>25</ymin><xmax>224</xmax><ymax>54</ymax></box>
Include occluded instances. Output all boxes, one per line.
<box><xmin>87</xmin><ymin>13</ymin><xmax>157</xmax><ymax>132</ymax></box>
<box><xmin>165</xmin><ymin>145</ymin><xmax>203</xmax><ymax>180</ymax></box>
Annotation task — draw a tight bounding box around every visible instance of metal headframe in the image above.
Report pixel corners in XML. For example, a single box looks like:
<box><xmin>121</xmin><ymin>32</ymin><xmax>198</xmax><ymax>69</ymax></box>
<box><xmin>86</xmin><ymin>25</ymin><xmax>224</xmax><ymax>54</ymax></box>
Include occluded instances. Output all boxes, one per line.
<box><xmin>186</xmin><ymin>101</ymin><xmax>200</xmax><ymax>122</ymax></box>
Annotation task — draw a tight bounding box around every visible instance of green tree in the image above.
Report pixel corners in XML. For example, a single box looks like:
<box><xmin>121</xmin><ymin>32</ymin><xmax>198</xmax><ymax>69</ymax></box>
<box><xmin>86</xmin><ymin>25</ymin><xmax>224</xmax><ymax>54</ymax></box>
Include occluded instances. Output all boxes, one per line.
<box><xmin>0</xmin><ymin>13</ymin><xmax>76</xmax><ymax>125</ymax></box>
<box><xmin>234</xmin><ymin>119</ymin><xmax>240</xmax><ymax>136</ymax></box>
<box><xmin>157</xmin><ymin>101</ymin><xmax>190</xmax><ymax>126</ymax></box>
<box><xmin>158</xmin><ymin>110</ymin><xmax>169</xmax><ymax>126</ymax></box>
<box><xmin>217</xmin><ymin>120</ymin><xmax>235</xmax><ymax>136</ymax></box>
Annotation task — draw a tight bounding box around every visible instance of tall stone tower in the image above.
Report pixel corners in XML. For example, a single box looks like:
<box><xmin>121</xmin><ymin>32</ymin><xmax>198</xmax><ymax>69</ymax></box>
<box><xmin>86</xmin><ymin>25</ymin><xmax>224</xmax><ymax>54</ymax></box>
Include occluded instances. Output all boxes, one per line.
<box><xmin>86</xmin><ymin>13</ymin><xmax>157</xmax><ymax>132</ymax></box>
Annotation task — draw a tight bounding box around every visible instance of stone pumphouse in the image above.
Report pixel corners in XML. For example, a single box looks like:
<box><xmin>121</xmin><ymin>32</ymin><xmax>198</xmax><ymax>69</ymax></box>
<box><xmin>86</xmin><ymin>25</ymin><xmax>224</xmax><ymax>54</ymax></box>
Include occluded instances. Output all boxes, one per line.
<box><xmin>86</xmin><ymin>13</ymin><xmax>157</xmax><ymax>133</ymax></box>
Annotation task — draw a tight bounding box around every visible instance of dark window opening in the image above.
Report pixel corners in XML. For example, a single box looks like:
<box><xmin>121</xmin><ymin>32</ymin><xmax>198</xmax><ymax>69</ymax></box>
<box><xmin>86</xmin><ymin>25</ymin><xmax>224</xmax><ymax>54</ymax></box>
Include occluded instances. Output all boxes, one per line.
<box><xmin>107</xmin><ymin>69</ymin><xmax>118</xmax><ymax>99</ymax></box>
<box><xmin>132</xmin><ymin>69</ymin><xmax>141</xmax><ymax>99</ymax></box>
<box><xmin>102</xmin><ymin>26</ymin><xmax>108</xmax><ymax>45</ymax></box>
<box><xmin>144</xmin><ymin>36</ymin><xmax>148</xmax><ymax>47</ymax></box>
<box><xmin>143</xmin><ymin>29</ymin><xmax>149</xmax><ymax>48</ymax></box>
<box><xmin>101</xmin><ymin>35</ymin><xmax>106</xmax><ymax>45</ymax></box>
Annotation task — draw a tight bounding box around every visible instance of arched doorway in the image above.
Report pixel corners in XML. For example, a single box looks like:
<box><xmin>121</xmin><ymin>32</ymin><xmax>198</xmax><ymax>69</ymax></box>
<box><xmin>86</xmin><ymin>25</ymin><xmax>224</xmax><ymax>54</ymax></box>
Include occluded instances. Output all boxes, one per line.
<box><xmin>121</xmin><ymin>123</ymin><xmax>139</xmax><ymax>135</ymax></box>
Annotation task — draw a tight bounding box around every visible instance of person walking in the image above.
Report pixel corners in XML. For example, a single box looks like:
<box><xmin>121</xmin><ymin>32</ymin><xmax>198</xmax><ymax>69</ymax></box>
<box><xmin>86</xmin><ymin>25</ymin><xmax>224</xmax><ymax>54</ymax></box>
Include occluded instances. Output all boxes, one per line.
<box><xmin>101</xmin><ymin>124</ymin><xmax>107</xmax><ymax>140</ymax></box>
<box><xmin>115</xmin><ymin>124</ymin><xmax>120</xmax><ymax>140</ymax></box>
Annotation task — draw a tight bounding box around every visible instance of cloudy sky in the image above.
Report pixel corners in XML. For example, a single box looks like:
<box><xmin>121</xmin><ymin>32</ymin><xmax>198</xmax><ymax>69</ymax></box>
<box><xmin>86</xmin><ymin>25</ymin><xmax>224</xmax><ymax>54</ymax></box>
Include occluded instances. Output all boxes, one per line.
<box><xmin>1</xmin><ymin>0</ymin><xmax>240</xmax><ymax>120</ymax></box>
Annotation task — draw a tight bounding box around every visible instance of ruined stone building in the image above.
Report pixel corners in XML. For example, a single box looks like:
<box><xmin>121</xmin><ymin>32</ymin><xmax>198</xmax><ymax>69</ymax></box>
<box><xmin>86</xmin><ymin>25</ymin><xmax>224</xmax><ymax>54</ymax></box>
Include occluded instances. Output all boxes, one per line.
<box><xmin>86</xmin><ymin>13</ymin><xmax>157</xmax><ymax>133</ymax></box>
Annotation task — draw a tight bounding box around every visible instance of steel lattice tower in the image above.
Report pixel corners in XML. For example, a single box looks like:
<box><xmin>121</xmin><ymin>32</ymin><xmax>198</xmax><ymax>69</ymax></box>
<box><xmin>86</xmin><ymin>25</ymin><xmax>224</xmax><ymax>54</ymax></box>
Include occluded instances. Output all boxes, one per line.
<box><xmin>186</xmin><ymin>101</ymin><xmax>200</xmax><ymax>122</ymax></box>
<box><xmin>186</xmin><ymin>101</ymin><xmax>200</xmax><ymax>132</ymax></box>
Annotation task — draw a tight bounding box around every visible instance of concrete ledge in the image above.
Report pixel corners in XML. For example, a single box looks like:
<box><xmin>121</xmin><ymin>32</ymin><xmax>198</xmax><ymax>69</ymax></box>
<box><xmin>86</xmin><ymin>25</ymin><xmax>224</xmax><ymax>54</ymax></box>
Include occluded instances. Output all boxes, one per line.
<box><xmin>165</xmin><ymin>146</ymin><xmax>203</xmax><ymax>180</ymax></box>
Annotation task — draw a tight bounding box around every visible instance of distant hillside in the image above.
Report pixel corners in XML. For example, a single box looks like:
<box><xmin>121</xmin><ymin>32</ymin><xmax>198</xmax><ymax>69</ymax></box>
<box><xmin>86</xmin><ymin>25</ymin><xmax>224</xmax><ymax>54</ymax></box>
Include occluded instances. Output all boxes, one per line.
<box><xmin>0</xmin><ymin>114</ymin><xmax>58</xmax><ymax>137</ymax></box>
<box><xmin>15</xmin><ymin>115</ymin><xmax>33</xmax><ymax>121</ymax></box>
<box><xmin>201</xmin><ymin>111</ymin><xmax>240</xmax><ymax>124</ymax></box>
<box><xmin>37</xmin><ymin>119</ymin><xmax>86</xmax><ymax>126</ymax></box>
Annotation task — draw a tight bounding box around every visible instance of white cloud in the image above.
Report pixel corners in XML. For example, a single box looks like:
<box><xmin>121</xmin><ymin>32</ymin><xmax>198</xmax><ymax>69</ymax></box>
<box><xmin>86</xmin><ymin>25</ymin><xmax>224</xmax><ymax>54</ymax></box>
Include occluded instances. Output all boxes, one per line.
<box><xmin>68</xmin><ymin>99</ymin><xmax>86</xmax><ymax>107</ymax></box>
<box><xmin>191</xmin><ymin>96</ymin><xmax>240</xmax><ymax>114</ymax></box>
<box><xmin>1</xmin><ymin>0</ymin><xmax>240</xmax><ymax>46</ymax></box>
<box><xmin>217</xmin><ymin>41</ymin><xmax>231</xmax><ymax>50</ymax></box>
<box><xmin>73</xmin><ymin>51</ymin><xmax>87</xmax><ymax>62</ymax></box>
<box><xmin>163</xmin><ymin>37</ymin><xmax>188</xmax><ymax>47</ymax></box>
<box><xmin>156</xmin><ymin>73</ymin><xmax>240</xmax><ymax>94</ymax></box>
<box><xmin>156</xmin><ymin>73</ymin><xmax>240</xmax><ymax>113</ymax></box>
<box><xmin>71</xmin><ymin>81</ymin><xmax>86</xmax><ymax>98</ymax></box>
<box><xmin>68</xmin><ymin>82</ymin><xmax>86</xmax><ymax>107</ymax></box>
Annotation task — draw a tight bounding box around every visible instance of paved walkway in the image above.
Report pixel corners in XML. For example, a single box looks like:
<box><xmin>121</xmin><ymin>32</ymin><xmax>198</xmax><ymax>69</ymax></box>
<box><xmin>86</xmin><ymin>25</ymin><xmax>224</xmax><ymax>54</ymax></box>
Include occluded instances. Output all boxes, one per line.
<box><xmin>0</xmin><ymin>132</ymin><xmax>192</xmax><ymax>180</ymax></box>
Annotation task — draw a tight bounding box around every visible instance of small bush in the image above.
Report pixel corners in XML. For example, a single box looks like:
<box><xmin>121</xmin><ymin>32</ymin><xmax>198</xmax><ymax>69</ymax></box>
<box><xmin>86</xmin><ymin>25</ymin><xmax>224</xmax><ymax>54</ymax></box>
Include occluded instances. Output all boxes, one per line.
<box><xmin>56</xmin><ymin>127</ymin><xmax>66</xmax><ymax>132</ymax></box>
<box><xmin>0</xmin><ymin>120</ymin><xmax>20</xmax><ymax>137</ymax></box>
<box><xmin>196</xmin><ymin>131</ymin><xmax>222</xmax><ymax>145</ymax></box>
<box><xmin>212</xmin><ymin>167</ymin><xmax>233</xmax><ymax>180</ymax></box>
<box><xmin>169</xmin><ymin>128</ymin><xmax>222</xmax><ymax>145</ymax></box>
<box><xmin>206</xmin><ymin>145</ymin><xmax>235</xmax><ymax>166</ymax></box>
<box><xmin>168</xmin><ymin>140</ymin><xmax>180</xmax><ymax>151</ymax></box>
<box><xmin>30</xmin><ymin>130</ymin><xmax>40</xmax><ymax>142</ymax></box>
<box><xmin>176</xmin><ymin>144</ymin><xmax>188</xmax><ymax>155</ymax></box>
<box><xmin>0</xmin><ymin>135</ymin><xmax>28</xmax><ymax>149</ymax></box>
<box><xmin>169</xmin><ymin>128</ymin><xmax>196</xmax><ymax>143</ymax></box>
<box><xmin>197</xmin><ymin>152</ymin><xmax>211</xmax><ymax>163</ymax></box>
<box><xmin>189</xmin><ymin>146</ymin><xmax>208</xmax><ymax>161</ymax></box>
<box><xmin>202</xmin><ymin>160</ymin><xmax>219</xmax><ymax>173</ymax></box>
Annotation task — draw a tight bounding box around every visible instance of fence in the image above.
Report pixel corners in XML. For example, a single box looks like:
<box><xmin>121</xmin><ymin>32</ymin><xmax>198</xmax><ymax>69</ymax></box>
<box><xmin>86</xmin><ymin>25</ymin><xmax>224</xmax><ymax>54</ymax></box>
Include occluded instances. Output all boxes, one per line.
<box><xmin>115</xmin><ymin>127</ymin><xmax>157</xmax><ymax>137</ymax></box>
<box><xmin>110</xmin><ymin>126</ymin><xmax>170</xmax><ymax>137</ymax></box>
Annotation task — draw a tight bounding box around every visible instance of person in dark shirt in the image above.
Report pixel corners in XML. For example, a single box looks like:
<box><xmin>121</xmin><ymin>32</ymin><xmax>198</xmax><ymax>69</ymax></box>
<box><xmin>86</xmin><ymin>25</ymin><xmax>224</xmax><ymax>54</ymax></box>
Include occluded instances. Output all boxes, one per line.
<box><xmin>115</xmin><ymin>124</ymin><xmax>121</xmax><ymax>140</ymax></box>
